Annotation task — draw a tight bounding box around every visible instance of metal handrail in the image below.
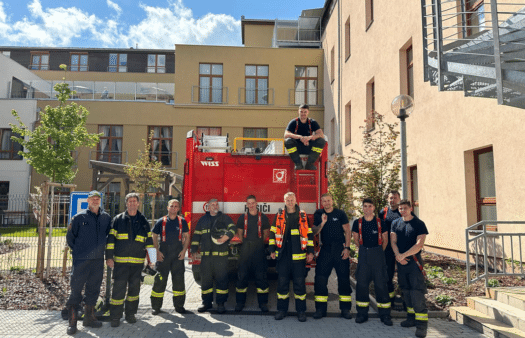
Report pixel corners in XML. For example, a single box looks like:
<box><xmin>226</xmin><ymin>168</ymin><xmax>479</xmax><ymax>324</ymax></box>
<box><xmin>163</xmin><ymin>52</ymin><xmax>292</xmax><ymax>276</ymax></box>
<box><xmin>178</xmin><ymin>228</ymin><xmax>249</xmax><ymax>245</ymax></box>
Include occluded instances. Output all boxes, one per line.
<box><xmin>466</xmin><ymin>220</ymin><xmax>525</xmax><ymax>287</ymax></box>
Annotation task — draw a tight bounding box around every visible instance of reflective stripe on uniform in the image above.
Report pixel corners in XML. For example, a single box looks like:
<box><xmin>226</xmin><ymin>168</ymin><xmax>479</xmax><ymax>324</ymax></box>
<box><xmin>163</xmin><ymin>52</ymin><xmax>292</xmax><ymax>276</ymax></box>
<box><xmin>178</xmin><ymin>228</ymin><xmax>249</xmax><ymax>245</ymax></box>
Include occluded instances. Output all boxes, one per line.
<box><xmin>116</xmin><ymin>233</ymin><xmax>128</xmax><ymax>240</ymax></box>
<box><xmin>294</xmin><ymin>294</ymin><xmax>306</xmax><ymax>300</ymax></box>
<box><xmin>312</xmin><ymin>147</ymin><xmax>323</xmax><ymax>153</ymax></box>
<box><xmin>257</xmin><ymin>288</ymin><xmax>269</xmax><ymax>294</ymax></box>
<box><xmin>377</xmin><ymin>302</ymin><xmax>391</xmax><ymax>308</ymax></box>
<box><xmin>193</xmin><ymin>230</ymin><xmax>202</xmax><ymax>235</ymax></box>
<box><xmin>135</xmin><ymin>235</ymin><xmax>146</xmax><ymax>242</ymax></box>
<box><xmin>270</xmin><ymin>226</ymin><xmax>277</xmax><ymax>232</ymax></box>
<box><xmin>389</xmin><ymin>291</ymin><xmax>395</xmax><ymax>298</ymax></box>
<box><xmin>210</xmin><ymin>251</ymin><xmax>229</xmax><ymax>256</ymax></box>
<box><xmin>287</xmin><ymin>147</ymin><xmax>297</xmax><ymax>153</ymax></box>
<box><xmin>172</xmin><ymin>290</ymin><xmax>186</xmax><ymax>296</ymax></box>
<box><xmin>109</xmin><ymin>229</ymin><xmax>117</xmax><ymax>236</ymax></box>
<box><xmin>315</xmin><ymin>295</ymin><xmax>328</xmax><ymax>302</ymax></box>
<box><xmin>268</xmin><ymin>239</ymin><xmax>276</xmax><ymax>245</ymax></box>
<box><xmin>339</xmin><ymin>295</ymin><xmax>352</xmax><ymax>302</ymax></box>
<box><xmin>415</xmin><ymin>313</ymin><xmax>428</xmax><ymax>321</ymax></box>
<box><xmin>146</xmin><ymin>244</ymin><xmax>154</xmax><ymax>248</ymax></box>
<box><xmin>110</xmin><ymin>298</ymin><xmax>124</xmax><ymax>305</ymax></box>
<box><xmin>126</xmin><ymin>295</ymin><xmax>139</xmax><ymax>302</ymax></box>
<box><xmin>216</xmin><ymin>289</ymin><xmax>228</xmax><ymax>294</ymax></box>
<box><xmin>106</xmin><ymin>243</ymin><xmax>114</xmax><ymax>250</ymax></box>
<box><xmin>236</xmin><ymin>287</ymin><xmax>248</xmax><ymax>293</ymax></box>
<box><xmin>191</xmin><ymin>241</ymin><xmax>200</xmax><ymax>246</ymax></box>
<box><xmin>202</xmin><ymin>288</ymin><xmax>213</xmax><ymax>295</ymax></box>
<box><xmin>307</xmin><ymin>240</ymin><xmax>314</xmax><ymax>246</ymax></box>
<box><xmin>292</xmin><ymin>253</ymin><xmax>306</xmax><ymax>260</ymax></box>
<box><xmin>114</xmin><ymin>256</ymin><xmax>144</xmax><ymax>264</ymax></box>
<box><xmin>407</xmin><ymin>307</ymin><xmax>415</xmax><ymax>314</ymax></box>
<box><xmin>151</xmin><ymin>291</ymin><xmax>164</xmax><ymax>298</ymax></box>
<box><xmin>290</xmin><ymin>229</ymin><xmax>300</xmax><ymax>235</ymax></box>
<box><xmin>277</xmin><ymin>293</ymin><xmax>289</xmax><ymax>300</ymax></box>
<box><xmin>356</xmin><ymin>301</ymin><xmax>369</xmax><ymax>307</ymax></box>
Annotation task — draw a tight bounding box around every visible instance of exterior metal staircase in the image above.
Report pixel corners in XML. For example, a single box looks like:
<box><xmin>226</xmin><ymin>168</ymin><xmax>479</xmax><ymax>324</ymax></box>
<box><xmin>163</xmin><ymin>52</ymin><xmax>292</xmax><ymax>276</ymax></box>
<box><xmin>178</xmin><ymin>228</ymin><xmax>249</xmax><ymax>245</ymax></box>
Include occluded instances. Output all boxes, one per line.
<box><xmin>421</xmin><ymin>0</ymin><xmax>525</xmax><ymax>108</ymax></box>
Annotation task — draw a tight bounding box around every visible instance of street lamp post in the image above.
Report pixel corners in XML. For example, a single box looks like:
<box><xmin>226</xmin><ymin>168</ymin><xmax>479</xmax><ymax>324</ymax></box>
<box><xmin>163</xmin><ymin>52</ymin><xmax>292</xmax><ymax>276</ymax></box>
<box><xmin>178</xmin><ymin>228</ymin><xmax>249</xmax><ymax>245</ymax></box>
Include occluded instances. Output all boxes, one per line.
<box><xmin>391</xmin><ymin>95</ymin><xmax>414</xmax><ymax>199</ymax></box>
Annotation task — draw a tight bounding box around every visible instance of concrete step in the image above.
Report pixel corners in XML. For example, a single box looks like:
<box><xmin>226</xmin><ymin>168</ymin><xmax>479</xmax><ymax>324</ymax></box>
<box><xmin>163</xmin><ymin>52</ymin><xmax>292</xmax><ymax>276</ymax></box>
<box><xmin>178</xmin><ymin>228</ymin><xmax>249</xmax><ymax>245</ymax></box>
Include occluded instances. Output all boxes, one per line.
<box><xmin>487</xmin><ymin>288</ymin><xmax>525</xmax><ymax>312</ymax></box>
<box><xmin>468</xmin><ymin>296</ymin><xmax>525</xmax><ymax>332</ymax></box>
<box><xmin>450</xmin><ymin>306</ymin><xmax>525</xmax><ymax>338</ymax></box>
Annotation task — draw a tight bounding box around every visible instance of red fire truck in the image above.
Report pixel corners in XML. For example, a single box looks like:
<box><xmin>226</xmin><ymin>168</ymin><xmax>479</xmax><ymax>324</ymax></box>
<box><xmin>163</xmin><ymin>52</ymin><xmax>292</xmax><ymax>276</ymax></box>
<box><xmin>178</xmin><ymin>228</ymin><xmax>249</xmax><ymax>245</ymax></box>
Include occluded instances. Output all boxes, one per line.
<box><xmin>181</xmin><ymin>130</ymin><xmax>329</xmax><ymax>282</ymax></box>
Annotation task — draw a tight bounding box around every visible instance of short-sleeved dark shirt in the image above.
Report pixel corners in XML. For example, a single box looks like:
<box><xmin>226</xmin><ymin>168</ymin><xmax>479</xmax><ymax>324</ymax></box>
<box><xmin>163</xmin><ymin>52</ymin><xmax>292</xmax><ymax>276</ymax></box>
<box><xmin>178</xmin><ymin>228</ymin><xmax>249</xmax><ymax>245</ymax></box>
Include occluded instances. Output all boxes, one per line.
<box><xmin>378</xmin><ymin>207</ymin><xmax>402</xmax><ymax>231</ymax></box>
<box><xmin>313</xmin><ymin>208</ymin><xmax>349</xmax><ymax>245</ymax></box>
<box><xmin>391</xmin><ymin>216</ymin><xmax>429</xmax><ymax>254</ymax></box>
<box><xmin>352</xmin><ymin>217</ymin><xmax>387</xmax><ymax>248</ymax></box>
<box><xmin>152</xmin><ymin>215</ymin><xmax>189</xmax><ymax>244</ymax></box>
<box><xmin>236</xmin><ymin>212</ymin><xmax>271</xmax><ymax>242</ymax></box>
<box><xmin>286</xmin><ymin>118</ymin><xmax>321</xmax><ymax>137</ymax></box>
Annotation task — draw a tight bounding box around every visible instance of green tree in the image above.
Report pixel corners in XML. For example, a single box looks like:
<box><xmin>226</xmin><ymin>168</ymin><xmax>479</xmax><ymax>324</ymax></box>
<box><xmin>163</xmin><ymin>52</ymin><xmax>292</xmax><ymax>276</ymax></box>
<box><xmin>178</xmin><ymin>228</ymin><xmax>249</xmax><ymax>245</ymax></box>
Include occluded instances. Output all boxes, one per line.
<box><xmin>10</xmin><ymin>65</ymin><xmax>100</xmax><ymax>183</ymax></box>
<box><xmin>327</xmin><ymin>155</ymin><xmax>352</xmax><ymax>217</ymax></box>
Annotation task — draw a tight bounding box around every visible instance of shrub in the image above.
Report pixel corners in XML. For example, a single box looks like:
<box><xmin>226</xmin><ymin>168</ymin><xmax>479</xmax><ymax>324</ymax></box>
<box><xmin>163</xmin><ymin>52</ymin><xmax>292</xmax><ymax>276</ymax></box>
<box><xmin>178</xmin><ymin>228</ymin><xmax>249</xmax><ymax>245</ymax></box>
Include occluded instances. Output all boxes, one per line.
<box><xmin>435</xmin><ymin>294</ymin><xmax>452</xmax><ymax>305</ymax></box>
<box><xmin>488</xmin><ymin>279</ymin><xmax>500</xmax><ymax>287</ymax></box>
<box><xmin>441</xmin><ymin>277</ymin><xmax>457</xmax><ymax>285</ymax></box>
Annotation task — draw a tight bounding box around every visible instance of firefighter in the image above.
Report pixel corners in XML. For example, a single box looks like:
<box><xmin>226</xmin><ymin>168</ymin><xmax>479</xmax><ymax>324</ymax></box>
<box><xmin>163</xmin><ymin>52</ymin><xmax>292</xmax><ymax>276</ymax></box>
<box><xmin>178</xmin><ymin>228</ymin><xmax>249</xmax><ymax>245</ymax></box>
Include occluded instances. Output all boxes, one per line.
<box><xmin>312</xmin><ymin>193</ymin><xmax>353</xmax><ymax>320</ymax></box>
<box><xmin>150</xmin><ymin>199</ymin><xmax>190</xmax><ymax>315</ymax></box>
<box><xmin>284</xmin><ymin>104</ymin><xmax>326</xmax><ymax>170</ymax></box>
<box><xmin>190</xmin><ymin>198</ymin><xmax>236</xmax><ymax>314</ymax></box>
<box><xmin>65</xmin><ymin>191</ymin><xmax>111</xmax><ymax>335</ymax></box>
<box><xmin>390</xmin><ymin>199</ymin><xmax>429</xmax><ymax>338</ymax></box>
<box><xmin>106</xmin><ymin>193</ymin><xmax>153</xmax><ymax>327</ymax></box>
<box><xmin>235</xmin><ymin>195</ymin><xmax>271</xmax><ymax>313</ymax></box>
<box><xmin>378</xmin><ymin>190</ymin><xmax>402</xmax><ymax>308</ymax></box>
<box><xmin>269</xmin><ymin>192</ymin><xmax>314</xmax><ymax>322</ymax></box>
<box><xmin>351</xmin><ymin>198</ymin><xmax>393</xmax><ymax>326</ymax></box>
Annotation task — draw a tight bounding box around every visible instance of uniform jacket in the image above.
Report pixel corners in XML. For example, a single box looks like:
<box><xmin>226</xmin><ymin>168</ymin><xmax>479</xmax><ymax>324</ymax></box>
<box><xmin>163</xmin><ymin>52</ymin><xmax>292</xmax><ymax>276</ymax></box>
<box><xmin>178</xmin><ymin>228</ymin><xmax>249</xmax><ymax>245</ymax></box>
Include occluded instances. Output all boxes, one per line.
<box><xmin>190</xmin><ymin>211</ymin><xmax>236</xmax><ymax>257</ymax></box>
<box><xmin>106</xmin><ymin>210</ymin><xmax>153</xmax><ymax>264</ymax></box>
<box><xmin>67</xmin><ymin>208</ymin><xmax>111</xmax><ymax>261</ymax></box>
<box><xmin>269</xmin><ymin>205</ymin><xmax>314</xmax><ymax>261</ymax></box>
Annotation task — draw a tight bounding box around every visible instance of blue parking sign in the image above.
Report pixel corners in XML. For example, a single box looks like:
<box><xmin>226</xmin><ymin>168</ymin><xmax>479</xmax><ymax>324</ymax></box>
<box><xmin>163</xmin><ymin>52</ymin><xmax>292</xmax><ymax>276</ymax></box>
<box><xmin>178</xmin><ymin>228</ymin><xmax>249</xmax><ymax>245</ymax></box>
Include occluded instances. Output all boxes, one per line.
<box><xmin>69</xmin><ymin>192</ymin><xmax>105</xmax><ymax>222</ymax></box>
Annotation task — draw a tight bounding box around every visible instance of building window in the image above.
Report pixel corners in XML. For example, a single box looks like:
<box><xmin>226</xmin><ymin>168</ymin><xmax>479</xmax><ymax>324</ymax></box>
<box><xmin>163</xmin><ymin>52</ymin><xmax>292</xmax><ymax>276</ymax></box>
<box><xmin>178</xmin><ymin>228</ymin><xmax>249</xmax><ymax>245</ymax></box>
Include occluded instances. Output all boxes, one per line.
<box><xmin>366</xmin><ymin>78</ymin><xmax>375</xmax><ymax>131</ymax></box>
<box><xmin>330</xmin><ymin>47</ymin><xmax>335</xmax><ymax>84</ymax></box>
<box><xmin>103</xmin><ymin>182</ymin><xmax>121</xmax><ymax>215</ymax></box>
<box><xmin>243</xmin><ymin>128</ymin><xmax>268</xmax><ymax>150</ymax></box>
<box><xmin>245</xmin><ymin>65</ymin><xmax>268</xmax><ymax>105</ymax></box>
<box><xmin>148</xmin><ymin>126</ymin><xmax>173</xmax><ymax>166</ymax></box>
<box><xmin>345</xmin><ymin>102</ymin><xmax>351</xmax><ymax>145</ymax></box>
<box><xmin>0</xmin><ymin>129</ymin><xmax>23</xmax><ymax>160</ymax></box>
<box><xmin>147</xmin><ymin>54</ymin><xmax>166</xmax><ymax>73</ymax></box>
<box><xmin>30</xmin><ymin>52</ymin><xmax>49</xmax><ymax>70</ymax></box>
<box><xmin>345</xmin><ymin>16</ymin><xmax>351</xmax><ymax>60</ymax></box>
<box><xmin>406</xmin><ymin>45</ymin><xmax>414</xmax><ymax>99</ymax></box>
<box><xmin>199</xmin><ymin>63</ymin><xmax>223</xmax><ymax>103</ymax></box>
<box><xmin>474</xmin><ymin>147</ymin><xmax>496</xmax><ymax>222</ymax></box>
<box><xmin>71</xmin><ymin>53</ymin><xmax>88</xmax><ymax>72</ymax></box>
<box><xmin>330</xmin><ymin>118</ymin><xmax>335</xmax><ymax>155</ymax></box>
<box><xmin>97</xmin><ymin>125</ymin><xmax>123</xmax><ymax>164</ymax></box>
<box><xmin>294</xmin><ymin>66</ymin><xmax>318</xmax><ymax>105</ymax></box>
<box><xmin>109</xmin><ymin>53</ymin><xmax>127</xmax><ymax>72</ymax></box>
<box><xmin>366</xmin><ymin>0</ymin><xmax>374</xmax><ymax>30</ymax></box>
<box><xmin>1</xmin><ymin>51</ymin><xmax>10</xmax><ymax>58</ymax></box>
<box><xmin>196</xmin><ymin>127</ymin><xmax>222</xmax><ymax>138</ymax></box>
<box><xmin>466</xmin><ymin>0</ymin><xmax>485</xmax><ymax>36</ymax></box>
<box><xmin>410</xmin><ymin>166</ymin><xmax>419</xmax><ymax>217</ymax></box>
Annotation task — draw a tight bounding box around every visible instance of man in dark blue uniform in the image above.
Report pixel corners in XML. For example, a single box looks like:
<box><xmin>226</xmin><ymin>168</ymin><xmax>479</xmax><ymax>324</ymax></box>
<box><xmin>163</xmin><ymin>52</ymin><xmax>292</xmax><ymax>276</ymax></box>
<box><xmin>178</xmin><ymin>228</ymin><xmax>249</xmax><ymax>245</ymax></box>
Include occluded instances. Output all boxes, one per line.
<box><xmin>312</xmin><ymin>193</ymin><xmax>353</xmax><ymax>319</ymax></box>
<box><xmin>352</xmin><ymin>198</ymin><xmax>392</xmax><ymax>326</ymax></box>
<box><xmin>150</xmin><ymin>199</ymin><xmax>190</xmax><ymax>315</ymax></box>
<box><xmin>284</xmin><ymin>104</ymin><xmax>326</xmax><ymax>170</ymax></box>
<box><xmin>66</xmin><ymin>190</ymin><xmax>111</xmax><ymax>335</ymax></box>
<box><xmin>391</xmin><ymin>199</ymin><xmax>429</xmax><ymax>338</ymax></box>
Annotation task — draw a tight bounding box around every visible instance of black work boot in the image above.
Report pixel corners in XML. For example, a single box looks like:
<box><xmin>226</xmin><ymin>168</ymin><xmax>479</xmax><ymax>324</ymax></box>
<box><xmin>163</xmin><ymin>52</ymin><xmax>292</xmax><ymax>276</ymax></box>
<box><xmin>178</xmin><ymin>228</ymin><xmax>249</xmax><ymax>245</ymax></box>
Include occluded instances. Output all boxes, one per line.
<box><xmin>304</xmin><ymin>151</ymin><xmax>321</xmax><ymax>170</ymax></box>
<box><xmin>380</xmin><ymin>315</ymin><xmax>393</xmax><ymax>326</ymax></box>
<box><xmin>415</xmin><ymin>321</ymin><xmax>428</xmax><ymax>337</ymax></box>
<box><xmin>83</xmin><ymin>305</ymin><xmax>102</xmax><ymax>328</ymax></box>
<box><xmin>400</xmin><ymin>313</ymin><xmax>416</xmax><ymax>327</ymax></box>
<box><xmin>66</xmin><ymin>305</ymin><xmax>77</xmax><ymax>335</ymax></box>
<box><xmin>198</xmin><ymin>303</ymin><xmax>212</xmax><ymax>313</ymax></box>
<box><xmin>313</xmin><ymin>309</ymin><xmax>326</xmax><ymax>319</ymax></box>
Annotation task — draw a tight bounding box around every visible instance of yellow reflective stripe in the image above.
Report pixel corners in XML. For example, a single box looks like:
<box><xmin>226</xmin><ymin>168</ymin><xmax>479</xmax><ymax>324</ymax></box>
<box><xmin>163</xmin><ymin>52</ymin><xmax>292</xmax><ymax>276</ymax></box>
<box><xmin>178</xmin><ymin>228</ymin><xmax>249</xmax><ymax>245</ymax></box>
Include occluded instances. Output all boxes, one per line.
<box><xmin>194</xmin><ymin>230</ymin><xmax>202</xmax><ymax>235</ymax></box>
<box><xmin>218</xmin><ymin>251</ymin><xmax>228</xmax><ymax>256</ymax></box>
<box><xmin>288</xmin><ymin>147</ymin><xmax>297</xmax><ymax>153</ymax></box>
<box><xmin>114</xmin><ymin>256</ymin><xmax>144</xmax><ymax>264</ymax></box>
<box><xmin>147</xmin><ymin>232</ymin><xmax>152</xmax><ymax>238</ymax></box>
<box><xmin>407</xmin><ymin>307</ymin><xmax>415</xmax><ymax>314</ymax></box>
<box><xmin>292</xmin><ymin>253</ymin><xmax>306</xmax><ymax>260</ymax></box>
<box><xmin>315</xmin><ymin>296</ymin><xmax>328</xmax><ymax>302</ymax></box>
<box><xmin>307</xmin><ymin>228</ymin><xmax>313</xmax><ymax>234</ymax></box>
<box><xmin>236</xmin><ymin>287</ymin><xmax>248</xmax><ymax>293</ymax></box>
<box><xmin>216</xmin><ymin>289</ymin><xmax>228</xmax><ymax>294</ymax></box>
<box><xmin>356</xmin><ymin>301</ymin><xmax>369</xmax><ymax>307</ymax></box>
<box><xmin>106</xmin><ymin>243</ymin><xmax>114</xmax><ymax>250</ymax></box>
<box><xmin>202</xmin><ymin>288</ymin><xmax>213</xmax><ymax>295</ymax></box>
<box><xmin>191</xmin><ymin>241</ymin><xmax>200</xmax><ymax>246</ymax></box>
<box><xmin>201</xmin><ymin>251</ymin><xmax>210</xmax><ymax>256</ymax></box>
<box><xmin>116</xmin><ymin>233</ymin><xmax>129</xmax><ymax>240</ymax></box>
<box><xmin>307</xmin><ymin>240</ymin><xmax>314</xmax><ymax>246</ymax></box>
<box><xmin>172</xmin><ymin>290</ymin><xmax>186</xmax><ymax>296</ymax></box>
<box><xmin>201</xmin><ymin>229</ymin><xmax>210</xmax><ymax>234</ymax></box>
<box><xmin>277</xmin><ymin>293</ymin><xmax>289</xmax><ymax>300</ymax></box>
<box><xmin>257</xmin><ymin>288</ymin><xmax>269</xmax><ymax>294</ymax></box>
<box><xmin>415</xmin><ymin>313</ymin><xmax>428</xmax><ymax>321</ymax></box>
<box><xmin>135</xmin><ymin>235</ymin><xmax>146</xmax><ymax>242</ymax></box>
<box><xmin>312</xmin><ymin>147</ymin><xmax>323</xmax><ymax>153</ymax></box>
<box><xmin>109</xmin><ymin>229</ymin><xmax>117</xmax><ymax>236</ymax></box>
<box><xmin>377</xmin><ymin>302</ymin><xmax>391</xmax><ymax>308</ymax></box>
<box><xmin>389</xmin><ymin>291</ymin><xmax>395</xmax><ymax>298</ymax></box>
<box><xmin>270</xmin><ymin>226</ymin><xmax>277</xmax><ymax>232</ymax></box>
<box><xmin>290</xmin><ymin>229</ymin><xmax>300</xmax><ymax>235</ymax></box>
<box><xmin>110</xmin><ymin>298</ymin><xmax>124</xmax><ymax>305</ymax></box>
<box><xmin>339</xmin><ymin>295</ymin><xmax>352</xmax><ymax>302</ymax></box>
<box><xmin>294</xmin><ymin>294</ymin><xmax>306</xmax><ymax>300</ymax></box>
<box><xmin>268</xmin><ymin>239</ymin><xmax>276</xmax><ymax>245</ymax></box>
<box><xmin>146</xmin><ymin>244</ymin><xmax>154</xmax><ymax>248</ymax></box>
<box><xmin>151</xmin><ymin>291</ymin><xmax>164</xmax><ymax>298</ymax></box>
<box><xmin>127</xmin><ymin>295</ymin><xmax>139</xmax><ymax>302</ymax></box>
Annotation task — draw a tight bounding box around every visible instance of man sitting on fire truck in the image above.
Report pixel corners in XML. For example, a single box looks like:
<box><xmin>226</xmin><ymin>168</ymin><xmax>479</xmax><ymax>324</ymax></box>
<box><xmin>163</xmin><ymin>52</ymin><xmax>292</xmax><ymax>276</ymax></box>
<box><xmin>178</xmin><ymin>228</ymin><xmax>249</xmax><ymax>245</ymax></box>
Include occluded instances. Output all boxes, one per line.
<box><xmin>284</xmin><ymin>104</ymin><xmax>326</xmax><ymax>170</ymax></box>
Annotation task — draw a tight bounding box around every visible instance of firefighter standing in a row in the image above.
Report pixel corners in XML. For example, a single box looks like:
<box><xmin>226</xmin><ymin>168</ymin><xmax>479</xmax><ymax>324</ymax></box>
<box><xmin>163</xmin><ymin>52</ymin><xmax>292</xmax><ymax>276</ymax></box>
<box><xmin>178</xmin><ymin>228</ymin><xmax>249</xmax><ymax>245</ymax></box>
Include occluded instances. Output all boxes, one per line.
<box><xmin>150</xmin><ymin>199</ymin><xmax>190</xmax><ymax>315</ymax></box>
<box><xmin>106</xmin><ymin>193</ymin><xmax>153</xmax><ymax>327</ymax></box>
<box><xmin>269</xmin><ymin>192</ymin><xmax>314</xmax><ymax>322</ymax></box>
<box><xmin>191</xmin><ymin>198</ymin><xmax>236</xmax><ymax>314</ymax></box>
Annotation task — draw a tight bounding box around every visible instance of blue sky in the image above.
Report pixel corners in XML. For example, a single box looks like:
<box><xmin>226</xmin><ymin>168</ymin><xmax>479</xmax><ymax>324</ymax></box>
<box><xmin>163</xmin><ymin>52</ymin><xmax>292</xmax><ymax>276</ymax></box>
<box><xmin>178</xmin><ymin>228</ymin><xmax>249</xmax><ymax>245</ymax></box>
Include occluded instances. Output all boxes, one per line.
<box><xmin>0</xmin><ymin>0</ymin><xmax>324</xmax><ymax>49</ymax></box>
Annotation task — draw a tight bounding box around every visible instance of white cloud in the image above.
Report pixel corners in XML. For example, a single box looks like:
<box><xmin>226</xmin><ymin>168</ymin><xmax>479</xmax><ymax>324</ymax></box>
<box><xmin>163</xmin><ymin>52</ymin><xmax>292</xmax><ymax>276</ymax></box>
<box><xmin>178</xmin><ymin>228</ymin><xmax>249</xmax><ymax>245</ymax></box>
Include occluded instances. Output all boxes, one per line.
<box><xmin>0</xmin><ymin>0</ymin><xmax>241</xmax><ymax>48</ymax></box>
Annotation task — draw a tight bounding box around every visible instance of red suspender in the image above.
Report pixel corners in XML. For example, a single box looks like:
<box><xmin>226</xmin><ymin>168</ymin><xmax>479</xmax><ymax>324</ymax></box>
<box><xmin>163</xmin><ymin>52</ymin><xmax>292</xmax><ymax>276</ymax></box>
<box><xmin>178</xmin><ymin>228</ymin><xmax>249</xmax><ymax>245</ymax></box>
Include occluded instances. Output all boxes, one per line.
<box><xmin>177</xmin><ymin>215</ymin><xmax>183</xmax><ymax>241</ymax></box>
<box><xmin>358</xmin><ymin>217</ymin><xmax>383</xmax><ymax>246</ymax></box>
<box><xmin>244</xmin><ymin>212</ymin><xmax>262</xmax><ymax>238</ymax></box>
<box><xmin>162</xmin><ymin>215</ymin><xmax>183</xmax><ymax>242</ymax></box>
<box><xmin>294</xmin><ymin>118</ymin><xmax>312</xmax><ymax>135</ymax></box>
<box><xmin>383</xmin><ymin>207</ymin><xmax>388</xmax><ymax>220</ymax></box>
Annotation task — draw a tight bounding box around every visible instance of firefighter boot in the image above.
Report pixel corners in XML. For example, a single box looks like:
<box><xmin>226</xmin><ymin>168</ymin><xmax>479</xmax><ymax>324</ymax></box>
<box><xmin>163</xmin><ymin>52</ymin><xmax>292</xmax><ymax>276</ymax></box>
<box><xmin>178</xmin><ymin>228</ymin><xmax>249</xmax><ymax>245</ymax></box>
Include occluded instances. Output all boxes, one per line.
<box><xmin>66</xmin><ymin>305</ymin><xmax>77</xmax><ymax>335</ymax></box>
<box><xmin>290</xmin><ymin>152</ymin><xmax>303</xmax><ymax>169</ymax></box>
<box><xmin>400</xmin><ymin>313</ymin><xmax>416</xmax><ymax>327</ymax></box>
<box><xmin>415</xmin><ymin>321</ymin><xmax>428</xmax><ymax>338</ymax></box>
<box><xmin>83</xmin><ymin>305</ymin><xmax>102</xmax><ymax>328</ymax></box>
<box><xmin>304</xmin><ymin>151</ymin><xmax>321</xmax><ymax>170</ymax></box>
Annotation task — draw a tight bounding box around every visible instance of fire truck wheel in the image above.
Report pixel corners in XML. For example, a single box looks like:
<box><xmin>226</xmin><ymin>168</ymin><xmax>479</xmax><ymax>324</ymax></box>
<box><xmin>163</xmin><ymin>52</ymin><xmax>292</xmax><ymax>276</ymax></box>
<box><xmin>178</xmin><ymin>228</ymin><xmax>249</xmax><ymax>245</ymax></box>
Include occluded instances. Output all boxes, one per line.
<box><xmin>192</xmin><ymin>265</ymin><xmax>201</xmax><ymax>285</ymax></box>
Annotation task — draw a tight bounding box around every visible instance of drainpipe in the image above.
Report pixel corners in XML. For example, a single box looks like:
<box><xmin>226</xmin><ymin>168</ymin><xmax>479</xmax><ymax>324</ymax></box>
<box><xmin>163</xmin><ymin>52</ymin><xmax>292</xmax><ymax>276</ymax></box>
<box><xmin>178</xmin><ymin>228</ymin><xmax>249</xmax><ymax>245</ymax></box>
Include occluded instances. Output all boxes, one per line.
<box><xmin>337</xmin><ymin>0</ymin><xmax>343</xmax><ymax>155</ymax></box>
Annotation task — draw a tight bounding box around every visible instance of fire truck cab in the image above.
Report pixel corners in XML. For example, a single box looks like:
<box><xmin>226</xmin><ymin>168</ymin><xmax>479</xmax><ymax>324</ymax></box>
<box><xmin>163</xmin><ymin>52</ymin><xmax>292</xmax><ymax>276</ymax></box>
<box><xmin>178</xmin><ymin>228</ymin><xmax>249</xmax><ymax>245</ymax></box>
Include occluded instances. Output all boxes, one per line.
<box><xmin>181</xmin><ymin>130</ymin><xmax>329</xmax><ymax>282</ymax></box>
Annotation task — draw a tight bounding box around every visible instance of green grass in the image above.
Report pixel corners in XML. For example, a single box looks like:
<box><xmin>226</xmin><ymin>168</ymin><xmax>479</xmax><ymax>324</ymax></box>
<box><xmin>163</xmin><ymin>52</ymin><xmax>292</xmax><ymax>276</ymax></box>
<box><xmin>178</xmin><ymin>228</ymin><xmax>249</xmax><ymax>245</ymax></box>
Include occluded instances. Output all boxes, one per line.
<box><xmin>0</xmin><ymin>226</ymin><xmax>67</xmax><ymax>237</ymax></box>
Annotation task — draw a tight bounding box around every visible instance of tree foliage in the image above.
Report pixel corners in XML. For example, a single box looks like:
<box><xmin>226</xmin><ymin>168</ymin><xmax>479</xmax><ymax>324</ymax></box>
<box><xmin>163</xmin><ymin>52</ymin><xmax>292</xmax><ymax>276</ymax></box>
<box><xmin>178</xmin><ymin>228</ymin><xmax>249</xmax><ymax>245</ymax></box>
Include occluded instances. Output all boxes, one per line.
<box><xmin>10</xmin><ymin>65</ymin><xmax>100</xmax><ymax>183</ymax></box>
<box><xmin>124</xmin><ymin>131</ymin><xmax>164</xmax><ymax>196</ymax></box>
<box><xmin>328</xmin><ymin>111</ymin><xmax>401</xmax><ymax>216</ymax></box>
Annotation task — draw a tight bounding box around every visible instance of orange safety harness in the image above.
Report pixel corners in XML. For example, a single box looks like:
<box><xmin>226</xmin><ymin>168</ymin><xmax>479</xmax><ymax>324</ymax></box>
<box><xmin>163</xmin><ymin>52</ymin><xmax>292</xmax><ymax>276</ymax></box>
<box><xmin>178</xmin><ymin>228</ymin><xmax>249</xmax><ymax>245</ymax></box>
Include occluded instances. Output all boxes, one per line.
<box><xmin>358</xmin><ymin>217</ymin><xmax>382</xmax><ymax>246</ymax></box>
<box><xmin>294</xmin><ymin>117</ymin><xmax>312</xmax><ymax>135</ymax></box>
<box><xmin>382</xmin><ymin>207</ymin><xmax>388</xmax><ymax>220</ymax></box>
<box><xmin>161</xmin><ymin>215</ymin><xmax>183</xmax><ymax>242</ymax></box>
<box><xmin>275</xmin><ymin>209</ymin><xmax>309</xmax><ymax>250</ymax></box>
<box><xmin>244</xmin><ymin>212</ymin><xmax>262</xmax><ymax>238</ymax></box>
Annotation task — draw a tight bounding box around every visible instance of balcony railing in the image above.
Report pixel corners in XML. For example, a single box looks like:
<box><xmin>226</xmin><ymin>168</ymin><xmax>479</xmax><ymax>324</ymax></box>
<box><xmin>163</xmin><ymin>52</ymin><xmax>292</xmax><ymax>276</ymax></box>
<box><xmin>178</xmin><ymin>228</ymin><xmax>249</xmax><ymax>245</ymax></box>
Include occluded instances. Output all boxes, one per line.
<box><xmin>89</xmin><ymin>150</ymin><xmax>128</xmax><ymax>167</ymax></box>
<box><xmin>191</xmin><ymin>86</ymin><xmax>228</xmax><ymax>104</ymax></box>
<box><xmin>238</xmin><ymin>87</ymin><xmax>274</xmax><ymax>105</ymax></box>
<box><xmin>288</xmin><ymin>88</ymin><xmax>323</xmax><ymax>106</ymax></box>
<box><xmin>272</xmin><ymin>16</ymin><xmax>322</xmax><ymax>48</ymax></box>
